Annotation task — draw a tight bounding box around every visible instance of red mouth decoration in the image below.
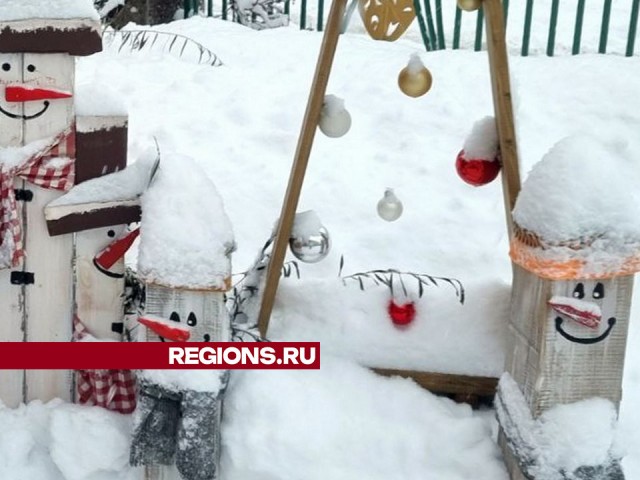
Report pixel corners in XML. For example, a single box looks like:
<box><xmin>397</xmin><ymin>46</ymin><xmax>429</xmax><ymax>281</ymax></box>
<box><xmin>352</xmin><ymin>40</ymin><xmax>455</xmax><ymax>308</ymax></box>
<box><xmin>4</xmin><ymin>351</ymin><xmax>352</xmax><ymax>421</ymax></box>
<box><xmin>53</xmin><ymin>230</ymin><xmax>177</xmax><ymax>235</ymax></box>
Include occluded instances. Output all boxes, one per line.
<box><xmin>548</xmin><ymin>296</ymin><xmax>602</xmax><ymax>329</ymax></box>
<box><xmin>388</xmin><ymin>300</ymin><xmax>416</xmax><ymax>327</ymax></box>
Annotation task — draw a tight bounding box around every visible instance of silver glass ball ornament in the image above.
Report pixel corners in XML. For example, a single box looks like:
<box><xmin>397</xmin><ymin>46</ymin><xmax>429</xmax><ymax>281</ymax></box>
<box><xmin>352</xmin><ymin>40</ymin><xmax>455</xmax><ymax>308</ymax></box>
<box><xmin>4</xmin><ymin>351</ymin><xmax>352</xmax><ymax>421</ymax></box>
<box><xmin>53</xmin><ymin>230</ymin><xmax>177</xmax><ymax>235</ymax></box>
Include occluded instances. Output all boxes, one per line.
<box><xmin>377</xmin><ymin>188</ymin><xmax>403</xmax><ymax>222</ymax></box>
<box><xmin>289</xmin><ymin>227</ymin><xmax>331</xmax><ymax>263</ymax></box>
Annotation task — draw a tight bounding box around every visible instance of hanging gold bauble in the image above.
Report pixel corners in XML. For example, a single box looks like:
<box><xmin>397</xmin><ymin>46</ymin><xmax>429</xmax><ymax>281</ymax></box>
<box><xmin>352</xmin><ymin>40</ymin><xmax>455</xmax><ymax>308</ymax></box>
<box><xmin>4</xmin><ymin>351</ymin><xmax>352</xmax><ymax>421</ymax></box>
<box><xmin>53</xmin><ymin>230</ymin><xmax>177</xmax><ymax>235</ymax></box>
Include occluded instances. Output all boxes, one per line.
<box><xmin>457</xmin><ymin>0</ymin><xmax>482</xmax><ymax>12</ymax></box>
<box><xmin>358</xmin><ymin>0</ymin><xmax>416</xmax><ymax>41</ymax></box>
<box><xmin>398</xmin><ymin>64</ymin><xmax>433</xmax><ymax>97</ymax></box>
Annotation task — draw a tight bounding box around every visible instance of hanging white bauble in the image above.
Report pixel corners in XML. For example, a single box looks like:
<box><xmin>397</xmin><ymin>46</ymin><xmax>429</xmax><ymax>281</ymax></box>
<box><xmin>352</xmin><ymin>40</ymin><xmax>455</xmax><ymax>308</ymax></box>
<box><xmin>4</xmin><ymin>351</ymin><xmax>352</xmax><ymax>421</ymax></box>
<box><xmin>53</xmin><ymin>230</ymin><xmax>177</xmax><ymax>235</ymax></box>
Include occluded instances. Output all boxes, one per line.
<box><xmin>318</xmin><ymin>94</ymin><xmax>352</xmax><ymax>138</ymax></box>
<box><xmin>289</xmin><ymin>210</ymin><xmax>331</xmax><ymax>263</ymax></box>
<box><xmin>377</xmin><ymin>189</ymin><xmax>403</xmax><ymax>221</ymax></box>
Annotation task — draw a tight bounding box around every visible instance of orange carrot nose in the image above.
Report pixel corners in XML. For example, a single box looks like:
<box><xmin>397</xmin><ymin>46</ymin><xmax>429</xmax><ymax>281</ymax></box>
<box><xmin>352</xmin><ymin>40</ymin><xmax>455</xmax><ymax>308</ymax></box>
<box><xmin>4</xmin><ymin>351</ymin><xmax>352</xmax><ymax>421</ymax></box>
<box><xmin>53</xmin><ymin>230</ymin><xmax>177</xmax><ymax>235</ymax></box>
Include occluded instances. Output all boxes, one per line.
<box><xmin>5</xmin><ymin>84</ymin><xmax>72</xmax><ymax>102</ymax></box>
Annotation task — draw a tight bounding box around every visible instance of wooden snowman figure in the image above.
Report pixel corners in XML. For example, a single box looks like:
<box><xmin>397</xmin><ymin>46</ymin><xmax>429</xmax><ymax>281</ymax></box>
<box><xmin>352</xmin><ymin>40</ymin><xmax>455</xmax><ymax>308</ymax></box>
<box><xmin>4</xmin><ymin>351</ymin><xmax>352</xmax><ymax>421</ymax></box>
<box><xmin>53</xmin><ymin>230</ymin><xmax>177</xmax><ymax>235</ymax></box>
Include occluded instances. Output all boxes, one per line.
<box><xmin>129</xmin><ymin>150</ymin><xmax>234</xmax><ymax>480</ymax></box>
<box><xmin>0</xmin><ymin>0</ymin><xmax>136</xmax><ymax>408</ymax></box>
<box><xmin>496</xmin><ymin>136</ymin><xmax>640</xmax><ymax>480</ymax></box>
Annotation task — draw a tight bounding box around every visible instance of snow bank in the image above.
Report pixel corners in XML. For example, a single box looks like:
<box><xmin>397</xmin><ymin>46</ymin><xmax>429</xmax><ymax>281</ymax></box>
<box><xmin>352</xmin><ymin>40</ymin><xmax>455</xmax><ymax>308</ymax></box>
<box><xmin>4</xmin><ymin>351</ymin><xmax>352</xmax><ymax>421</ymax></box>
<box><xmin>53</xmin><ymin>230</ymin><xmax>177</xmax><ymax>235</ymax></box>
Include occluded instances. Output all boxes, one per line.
<box><xmin>269</xmin><ymin>277</ymin><xmax>509</xmax><ymax>376</ymax></box>
<box><xmin>138</xmin><ymin>149</ymin><xmax>234</xmax><ymax>290</ymax></box>
<box><xmin>0</xmin><ymin>400</ymin><xmax>138</xmax><ymax>480</ymax></box>
<box><xmin>0</xmin><ymin>0</ymin><xmax>99</xmax><ymax>21</ymax></box>
<box><xmin>222</xmin><ymin>355</ymin><xmax>507</xmax><ymax>480</ymax></box>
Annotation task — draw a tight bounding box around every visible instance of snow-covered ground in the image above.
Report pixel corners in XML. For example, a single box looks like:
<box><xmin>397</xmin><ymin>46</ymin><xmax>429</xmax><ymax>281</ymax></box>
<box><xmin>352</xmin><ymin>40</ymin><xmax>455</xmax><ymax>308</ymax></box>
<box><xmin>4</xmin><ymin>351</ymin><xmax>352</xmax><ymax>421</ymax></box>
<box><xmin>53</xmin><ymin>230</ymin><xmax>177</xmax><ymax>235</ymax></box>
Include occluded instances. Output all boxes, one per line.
<box><xmin>1</xmin><ymin>5</ymin><xmax>639</xmax><ymax>479</ymax></box>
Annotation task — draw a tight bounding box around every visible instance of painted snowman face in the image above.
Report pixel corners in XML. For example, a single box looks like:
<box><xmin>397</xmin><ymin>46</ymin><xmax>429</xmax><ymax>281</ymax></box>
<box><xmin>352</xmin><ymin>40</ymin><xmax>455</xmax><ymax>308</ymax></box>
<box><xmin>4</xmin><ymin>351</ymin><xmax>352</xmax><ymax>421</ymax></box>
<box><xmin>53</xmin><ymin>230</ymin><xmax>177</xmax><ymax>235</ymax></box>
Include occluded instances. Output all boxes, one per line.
<box><xmin>548</xmin><ymin>279</ymin><xmax>617</xmax><ymax>344</ymax></box>
<box><xmin>0</xmin><ymin>53</ymin><xmax>74</xmax><ymax>144</ymax></box>
<box><xmin>144</xmin><ymin>285</ymin><xmax>229</xmax><ymax>343</ymax></box>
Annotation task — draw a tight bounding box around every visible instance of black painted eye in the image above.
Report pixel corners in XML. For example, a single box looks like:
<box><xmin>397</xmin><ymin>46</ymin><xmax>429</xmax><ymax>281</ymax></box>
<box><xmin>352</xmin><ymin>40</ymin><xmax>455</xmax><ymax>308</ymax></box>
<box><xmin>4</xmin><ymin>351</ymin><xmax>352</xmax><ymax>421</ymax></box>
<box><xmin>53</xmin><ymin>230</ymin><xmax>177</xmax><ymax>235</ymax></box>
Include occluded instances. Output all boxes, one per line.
<box><xmin>107</xmin><ymin>229</ymin><xmax>116</xmax><ymax>238</ymax></box>
<box><xmin>593</xmin><ymin>283</ymin><xmax>605</xmax><ymax>299</ymax></box>
<box><xmin>203</xmin><ymin>334</ymin><xmax>211</xmax><ymax>342</ymax></box>
<box><xmin>27</xmin><ymin>64</ymin><xmax>35</xmax><ymax>73</ymax></box>
<box><xmin>573</xmin><ymin>283</ymin><xmax>585</xmax><ymax>299</ymax></box>
<box><xmin>2</xmin><ymin>63</ymin><xmax>10</xmax><ymax>72</ymax></box>
<box><xmin>187</xmin><ymin>312</ymin><xmax>197</xmax><ymax>327</ymax></box>
<box><xmin>169</xmin><ymin>312</ymin><xmax>180</xmax><ymax>322</ymax></box>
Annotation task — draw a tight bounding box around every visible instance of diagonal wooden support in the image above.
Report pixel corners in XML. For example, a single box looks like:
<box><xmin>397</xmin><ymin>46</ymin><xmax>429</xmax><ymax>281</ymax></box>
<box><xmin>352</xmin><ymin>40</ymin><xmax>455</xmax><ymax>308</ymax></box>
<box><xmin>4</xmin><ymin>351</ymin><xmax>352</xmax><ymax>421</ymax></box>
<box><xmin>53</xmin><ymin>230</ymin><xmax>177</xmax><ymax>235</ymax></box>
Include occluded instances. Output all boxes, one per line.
<box><xmin>258</xmin><ymin>0</ymin><xmax>349</xmax><ymax>337</ymax></box>
<box><xmin>483</xmin><ymin>0</ymin><xmax>521</xmax><ymax>238</ymax></box>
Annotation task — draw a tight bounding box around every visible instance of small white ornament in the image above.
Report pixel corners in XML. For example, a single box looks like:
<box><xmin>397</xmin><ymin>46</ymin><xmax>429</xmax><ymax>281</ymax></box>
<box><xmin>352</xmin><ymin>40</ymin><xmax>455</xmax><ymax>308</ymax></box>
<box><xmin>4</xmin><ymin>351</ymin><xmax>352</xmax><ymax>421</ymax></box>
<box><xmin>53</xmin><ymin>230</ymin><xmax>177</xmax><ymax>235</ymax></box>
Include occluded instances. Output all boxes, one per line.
<box><xmin>377</xmin><ymin>189</ymin><xmax>403</xmax><ymax>222</ymax></box>
<box><xmin>289</xmin><ymin>210</ymin><xmax>331</xmax><ymax>263</ymax></box>
<box><xmin>318</xmin><ymin>94</ymin><xmax>352</xmax><ymax>138</ymax></box>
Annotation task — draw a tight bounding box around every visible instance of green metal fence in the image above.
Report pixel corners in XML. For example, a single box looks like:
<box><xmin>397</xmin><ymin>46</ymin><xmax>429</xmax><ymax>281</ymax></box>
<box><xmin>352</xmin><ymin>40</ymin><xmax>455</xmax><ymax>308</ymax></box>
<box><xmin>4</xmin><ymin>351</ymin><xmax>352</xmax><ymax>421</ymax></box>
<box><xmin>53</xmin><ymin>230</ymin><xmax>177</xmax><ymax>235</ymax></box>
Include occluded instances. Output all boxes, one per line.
<box><xmin>185</xmin><ymin>0</ymin><xmax>640</xmax><ymax>56</ymax></box>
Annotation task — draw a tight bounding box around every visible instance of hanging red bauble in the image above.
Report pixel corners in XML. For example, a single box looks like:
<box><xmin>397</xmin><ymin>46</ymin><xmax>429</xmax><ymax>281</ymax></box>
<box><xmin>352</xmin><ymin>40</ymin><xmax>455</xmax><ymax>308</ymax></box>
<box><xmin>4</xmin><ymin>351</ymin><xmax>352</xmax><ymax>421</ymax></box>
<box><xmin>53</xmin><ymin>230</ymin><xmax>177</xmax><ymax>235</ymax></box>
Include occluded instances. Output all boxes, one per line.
<box><xmin>388</xmin><ymin>300</ymin><xmax>416</xmax><ymax>327</ymax></box>
<box><xmin>455</xmin><ymin>150</ymin><xmax>501</xmax><ymax>186</ymax></box>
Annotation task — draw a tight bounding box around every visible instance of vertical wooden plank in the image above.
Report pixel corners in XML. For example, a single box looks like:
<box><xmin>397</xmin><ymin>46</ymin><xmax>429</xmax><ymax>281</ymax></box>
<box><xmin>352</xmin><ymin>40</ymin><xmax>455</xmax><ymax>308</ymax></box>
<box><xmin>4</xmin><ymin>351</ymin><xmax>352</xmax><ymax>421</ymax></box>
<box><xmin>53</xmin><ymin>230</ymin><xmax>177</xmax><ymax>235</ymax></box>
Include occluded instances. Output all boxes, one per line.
<box><xmin>75</xmin><ymin>226</ymin><xmax>126</xmax><ymax>341</ymax></box>
<box><xmin>0</xmin><ymin>53</ymin><xmax>25</xmax><ymax>408</ymax></box>
<box><xmin>257</xmin><ymin>0</ymin><xmax>348</xmax><ymax>336</ymax></box>
<box><xmin>483</xmin><ymin>0</ymin><xmax>521</xmax><ymax>238</ymax></box>
<box><xmin>22</xmin><ymin>53</ymin><xmax>75</xmax><ymax>403</ymax></box>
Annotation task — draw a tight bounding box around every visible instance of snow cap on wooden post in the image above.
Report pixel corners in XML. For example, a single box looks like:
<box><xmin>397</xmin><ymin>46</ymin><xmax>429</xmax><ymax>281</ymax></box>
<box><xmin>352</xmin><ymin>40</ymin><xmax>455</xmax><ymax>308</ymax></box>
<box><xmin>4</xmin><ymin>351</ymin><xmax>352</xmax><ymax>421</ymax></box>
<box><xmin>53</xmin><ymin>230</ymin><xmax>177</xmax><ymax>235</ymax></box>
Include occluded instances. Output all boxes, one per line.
<box><xmin>0</xmin><ymin>0</ymin><xmax>102</xmax><ymax>56</ymax></box>
<box><xmin>510</xmin><ymin>135</ymin><xmax>640</xmax><ymax>280</ymax></box>
<box><xmin>138</xmin><ymin>149</ymin><xmax>234</xmax><ymax>292</ymax></box>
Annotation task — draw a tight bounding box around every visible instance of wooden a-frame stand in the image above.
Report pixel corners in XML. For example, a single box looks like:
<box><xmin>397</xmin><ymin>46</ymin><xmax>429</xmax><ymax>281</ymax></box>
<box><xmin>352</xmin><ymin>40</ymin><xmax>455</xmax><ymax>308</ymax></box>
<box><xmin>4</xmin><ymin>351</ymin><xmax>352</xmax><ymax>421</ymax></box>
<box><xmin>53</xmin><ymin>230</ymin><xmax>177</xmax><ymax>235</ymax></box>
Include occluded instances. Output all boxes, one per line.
<box><xmin>257</xmin><ymin>0</ymin><xmax>521</xmax><ymax>398</ymax></box>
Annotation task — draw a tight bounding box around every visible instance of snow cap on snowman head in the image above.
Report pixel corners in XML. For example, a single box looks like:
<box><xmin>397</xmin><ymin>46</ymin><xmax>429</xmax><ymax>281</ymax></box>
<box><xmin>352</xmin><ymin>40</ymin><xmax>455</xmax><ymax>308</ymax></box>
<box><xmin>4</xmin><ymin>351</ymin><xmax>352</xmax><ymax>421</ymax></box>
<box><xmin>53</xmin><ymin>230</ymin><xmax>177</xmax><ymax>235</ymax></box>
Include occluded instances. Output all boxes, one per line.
<box><xmin>510</xmin><ymin>135</ymin><xmax>640</xmax><ymax>280</ymax></box>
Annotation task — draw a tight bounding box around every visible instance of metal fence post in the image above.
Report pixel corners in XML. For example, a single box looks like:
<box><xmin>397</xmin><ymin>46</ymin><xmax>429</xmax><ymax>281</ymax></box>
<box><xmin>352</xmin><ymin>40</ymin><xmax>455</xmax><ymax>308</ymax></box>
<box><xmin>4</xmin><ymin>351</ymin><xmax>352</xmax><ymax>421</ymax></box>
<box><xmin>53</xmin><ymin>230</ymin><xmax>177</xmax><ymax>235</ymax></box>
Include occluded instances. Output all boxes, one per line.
<box><xmin>547</xmin><ymin>0</ymin><xmax>559</xmax><ymax>56</ymax></box>
<box><xmin>474</xmin><ymin>6</ymin><xmax>484</xmax><ymax>51</ymax></box>
<box><xmin>453</xmin><ymin>5</ymin><xmax>462</xmax><ymax>49</ymax></box>
<box><xmin>435</xmin><ymin>0</ymin><xmax>445</xmax><ymax>49</ymax></box>
<box><xmin>572</xmin><ymin>0</ymin><xmax>586</xmax><ymax>55</ymax></box>
<box><xmin>413</xmin><ymin>0</ymin><xmax>433</xmax><ymax>51</ymax></box>
<box><xmin>301</xmin><ymin>0</ymin><xmax>307</xmax><ymax>29</ymax></box>
<box><xmin>521</xmin><ymin>0</ymin><xmax>534</xmax><ymax>56</ymax></box>
<box><xmin>318</xmin><ymin>0</ymin><xmax>325</xmax><ymax>31</ymax></box>
<box><xmin>628</xmin><ymin>0</ymin><xmax>640</xmax><ymax>56</ymax></box>
<box><xmin>599</xmin><ymin>0</ymin><xmax>612</xmax><ymax>53</ymax></box>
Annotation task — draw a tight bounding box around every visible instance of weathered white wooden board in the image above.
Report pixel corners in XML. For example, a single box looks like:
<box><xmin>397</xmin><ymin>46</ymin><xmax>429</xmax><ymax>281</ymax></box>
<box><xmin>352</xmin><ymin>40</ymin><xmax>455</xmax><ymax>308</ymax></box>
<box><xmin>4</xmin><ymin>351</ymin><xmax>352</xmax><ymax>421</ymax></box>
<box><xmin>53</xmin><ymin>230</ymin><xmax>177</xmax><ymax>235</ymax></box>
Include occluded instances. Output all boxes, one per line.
<box><xmin>507</xmin><ymin>266</ymin><xmax>633</xmax><ymax>417</ymax></box>
<box><xmin>143</xmin><ymin>285</ymin><xmax>230</xmax><ymax>343</ymax></box>
<box><xmin>23</xmin><ymin>53</ymin><xmax>75</xmax><ymax>403</ymax></box>
<box><xmin>75</xmin><ymin>226</ymin><xmax>126</xmax><ymax>341</ymax></box>
<box><xmin>0</xmin><ymin>53</ymin><xmax>26</xmax><ymax>407</ymax></box>
<box><xmin>143</xmin><ymin>284</ymin><xmax>229</xmax><ymax>480</ymax></box>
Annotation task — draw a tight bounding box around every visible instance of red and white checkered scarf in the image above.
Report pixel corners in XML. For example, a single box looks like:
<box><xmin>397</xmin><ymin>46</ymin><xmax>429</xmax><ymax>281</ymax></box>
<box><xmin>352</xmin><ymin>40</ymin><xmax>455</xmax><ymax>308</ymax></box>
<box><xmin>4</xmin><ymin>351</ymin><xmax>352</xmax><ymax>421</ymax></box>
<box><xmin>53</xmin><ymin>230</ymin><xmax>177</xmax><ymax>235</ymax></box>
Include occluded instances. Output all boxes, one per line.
<box><xmin>73</xmin><ymin>316</ymin><xmax>137</xmax><ymax>414</ymax></box>
<box><xmin>0</xmin><ymin>127</ymin><xmax>76</xmax><ymax>269</ymax></box>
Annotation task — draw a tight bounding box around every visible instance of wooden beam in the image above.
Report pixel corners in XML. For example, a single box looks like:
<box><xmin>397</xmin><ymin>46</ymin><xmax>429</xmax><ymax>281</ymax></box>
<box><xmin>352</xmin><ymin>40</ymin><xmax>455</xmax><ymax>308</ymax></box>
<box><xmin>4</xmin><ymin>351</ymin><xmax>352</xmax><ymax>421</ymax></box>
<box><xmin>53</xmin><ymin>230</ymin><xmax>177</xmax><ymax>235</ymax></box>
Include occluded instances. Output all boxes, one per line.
<box><xmin>483</xmin><ymin>0</ymin><xmax>521</xmax><ymax>238</ymax></box>
<box><xmin>372</xmin><ymin>368</ymin><xmax>498</xmax><ymax>397</ymax></box>
<box><xmin>257</xmin><ymin>0</ymin><xmax>348</xmax><ymax>336</ymax></box>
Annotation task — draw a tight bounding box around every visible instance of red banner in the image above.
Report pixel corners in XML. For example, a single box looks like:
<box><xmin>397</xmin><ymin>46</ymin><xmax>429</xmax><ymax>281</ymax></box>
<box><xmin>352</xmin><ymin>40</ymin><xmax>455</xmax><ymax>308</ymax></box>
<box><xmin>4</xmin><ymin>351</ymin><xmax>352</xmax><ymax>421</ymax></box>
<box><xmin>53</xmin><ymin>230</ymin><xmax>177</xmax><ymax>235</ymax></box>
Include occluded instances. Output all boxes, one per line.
<box><xmin>0</xmin><ymin>342</ymin><xmax>320</xmax><ymax>370</ymax></box>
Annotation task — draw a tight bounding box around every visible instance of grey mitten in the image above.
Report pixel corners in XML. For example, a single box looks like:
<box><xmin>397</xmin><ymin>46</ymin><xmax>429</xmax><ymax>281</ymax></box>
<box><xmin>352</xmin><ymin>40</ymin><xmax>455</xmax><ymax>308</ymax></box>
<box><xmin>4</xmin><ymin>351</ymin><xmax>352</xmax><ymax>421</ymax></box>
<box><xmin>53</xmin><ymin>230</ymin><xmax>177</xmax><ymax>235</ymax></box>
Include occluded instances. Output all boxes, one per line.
<box><xmin>130</xmin><ymin>381</ymin><xmax>182</xmax><ymax>466</ymax></box>
<box><xmin>175</xmin><ymin>389</ymin><xmax>222</xmax><ymax>480</ymax></box>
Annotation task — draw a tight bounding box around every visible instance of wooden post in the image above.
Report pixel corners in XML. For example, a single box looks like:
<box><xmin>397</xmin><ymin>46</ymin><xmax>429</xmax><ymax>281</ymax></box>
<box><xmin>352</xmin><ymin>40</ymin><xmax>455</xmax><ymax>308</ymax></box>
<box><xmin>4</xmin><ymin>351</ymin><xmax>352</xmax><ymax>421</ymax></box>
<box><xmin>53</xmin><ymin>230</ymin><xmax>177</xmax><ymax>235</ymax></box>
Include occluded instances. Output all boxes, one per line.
<box><xmin>257</xmin><ymin>0</ymin><xmax>348</xmax><ymax>336</ymax></box>
<box><xmin>0</xmin><ymin>52</ymin><xmax>25</xmax><ymax>408</ymax></box>
<box><xmin>483</xmin><ymin>0</ymin><xmax>521</xmax><ymax>238</ymax></box>
<box><xmin>23</xmin><ymin>53</ymin><xmax>76</xmax><ymax>403</ymax></box>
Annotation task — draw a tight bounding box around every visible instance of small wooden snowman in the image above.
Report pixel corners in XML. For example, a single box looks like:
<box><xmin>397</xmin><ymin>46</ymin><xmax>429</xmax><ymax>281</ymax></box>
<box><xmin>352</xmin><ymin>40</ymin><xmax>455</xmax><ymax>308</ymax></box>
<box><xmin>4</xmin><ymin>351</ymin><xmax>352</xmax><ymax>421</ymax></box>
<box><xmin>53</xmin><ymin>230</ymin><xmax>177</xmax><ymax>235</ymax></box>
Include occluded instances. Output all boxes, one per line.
<box><xmin>129</xmin><ymin>150</ymin><xmax>234</xmax><ymax>480</ymax></box>
<box><xmin>0</xmin><ymin>0</ymin><xmax>135</xmax><ymax>407</ymax></box>
<box><xmin>496</xmin><ymin>136</ymin><xmax>640</xmax><ymax>480</ymax></box>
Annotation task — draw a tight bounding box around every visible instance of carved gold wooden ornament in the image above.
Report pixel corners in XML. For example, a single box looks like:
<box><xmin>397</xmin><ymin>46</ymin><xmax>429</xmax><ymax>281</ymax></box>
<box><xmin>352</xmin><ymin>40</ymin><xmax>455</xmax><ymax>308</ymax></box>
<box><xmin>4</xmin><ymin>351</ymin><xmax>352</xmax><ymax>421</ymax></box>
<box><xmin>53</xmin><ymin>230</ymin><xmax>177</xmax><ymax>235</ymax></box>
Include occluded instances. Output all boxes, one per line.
<box><xmin>358</xmin><ymin>0</ymin><xmax>416</xmax><ymax>41</ymax></box>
